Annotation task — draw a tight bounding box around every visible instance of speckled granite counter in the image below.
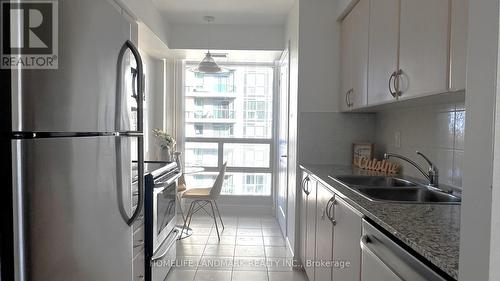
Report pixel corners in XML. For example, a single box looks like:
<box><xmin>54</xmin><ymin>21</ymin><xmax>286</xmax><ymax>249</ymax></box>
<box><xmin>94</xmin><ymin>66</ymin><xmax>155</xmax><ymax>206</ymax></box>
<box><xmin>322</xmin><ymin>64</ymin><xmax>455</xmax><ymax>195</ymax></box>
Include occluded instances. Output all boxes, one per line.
<box><xmin>300</xmin><ymin>164</ymin><xmax>460</xmax><ymax>280</ymax></box>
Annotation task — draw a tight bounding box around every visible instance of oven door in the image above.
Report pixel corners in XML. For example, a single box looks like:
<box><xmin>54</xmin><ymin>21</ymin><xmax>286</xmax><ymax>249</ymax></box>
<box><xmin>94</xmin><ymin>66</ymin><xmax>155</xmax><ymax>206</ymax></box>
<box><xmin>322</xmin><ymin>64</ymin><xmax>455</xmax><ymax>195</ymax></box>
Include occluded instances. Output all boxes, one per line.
<box><xmin>152</xmin><ymin>173</ymin><xmax>180</xmax><ymax>252</ymax></box>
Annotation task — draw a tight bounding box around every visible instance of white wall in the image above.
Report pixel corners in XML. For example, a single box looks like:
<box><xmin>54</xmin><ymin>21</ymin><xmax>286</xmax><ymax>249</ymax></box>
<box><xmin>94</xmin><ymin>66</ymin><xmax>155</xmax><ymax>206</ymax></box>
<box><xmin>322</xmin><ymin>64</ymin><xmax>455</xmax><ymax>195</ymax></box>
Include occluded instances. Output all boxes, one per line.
<box><xmin>168</xmin><ymin>24</ymin><xmax>285</xmax><ymax>51</ymax></box>
<box><xmin>491</xmin><ymin>66</ymin><xmax>500</xmax><ymax>280</ymax></box>
<box><xmin>490</xmin><ymin>2</ymin><xmax>500</xmax><ymax>278</ymax></box>
<box><xmin>295</xmin><ymin>0</ymin><xmax>377</xmax><ymax>165</ymax></box>
<box><xmin>459</xmin><ymin>0</ymin><xmax>498</xmax><ymax>279</ymax></box>
<box><xmin>115</xmin><ymin>0</ymin><xmax>171</xmax><ymax>46</ymax></box>
<box><xmin>297</xmin><ymin>0</ymin><xmax>340</xmax><ymax>112</ymax></box>
<box><xmin>141</xmin><ymin>52</ymin><xmax>167</xmax><ymax>161</ymax></box>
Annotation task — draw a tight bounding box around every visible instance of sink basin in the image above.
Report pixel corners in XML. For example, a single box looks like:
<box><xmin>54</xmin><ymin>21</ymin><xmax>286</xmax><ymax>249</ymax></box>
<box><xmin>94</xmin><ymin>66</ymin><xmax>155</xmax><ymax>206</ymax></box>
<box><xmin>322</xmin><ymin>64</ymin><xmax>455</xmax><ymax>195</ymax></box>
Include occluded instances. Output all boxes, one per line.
<box><xmin>329</xmin><ymin>175</ymin><xmax>461</xmax><ymax>204</ymax></box>
<box><xmin>334</xmin><ymin>175</ymin><xmax>417</xmax><ymax>187</ymax></box>
<box><xmin>355</xmin><ymin>187</ymin><xmax>461</xmax><ymax>204</ymax></box>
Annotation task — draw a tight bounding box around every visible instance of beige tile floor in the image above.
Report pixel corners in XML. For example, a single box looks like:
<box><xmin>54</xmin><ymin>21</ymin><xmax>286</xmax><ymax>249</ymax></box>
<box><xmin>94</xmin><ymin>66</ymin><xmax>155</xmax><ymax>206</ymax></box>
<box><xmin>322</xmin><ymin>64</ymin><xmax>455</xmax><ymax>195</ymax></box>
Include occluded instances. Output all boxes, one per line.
<box><xmin>165</xmin><ymin>214</ymin><xmax>308</xmax><ymax>281</ymax></box>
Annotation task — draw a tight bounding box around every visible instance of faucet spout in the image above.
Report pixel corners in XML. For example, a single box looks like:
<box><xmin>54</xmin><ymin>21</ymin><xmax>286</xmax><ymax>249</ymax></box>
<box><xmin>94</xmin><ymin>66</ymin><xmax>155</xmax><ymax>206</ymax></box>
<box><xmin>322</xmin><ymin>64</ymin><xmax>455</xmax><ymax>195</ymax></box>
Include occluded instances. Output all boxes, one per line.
<box><xmin>384</xmin><ymin>152</ymin><xmax>439</xmax><ymax>187</ymax></box>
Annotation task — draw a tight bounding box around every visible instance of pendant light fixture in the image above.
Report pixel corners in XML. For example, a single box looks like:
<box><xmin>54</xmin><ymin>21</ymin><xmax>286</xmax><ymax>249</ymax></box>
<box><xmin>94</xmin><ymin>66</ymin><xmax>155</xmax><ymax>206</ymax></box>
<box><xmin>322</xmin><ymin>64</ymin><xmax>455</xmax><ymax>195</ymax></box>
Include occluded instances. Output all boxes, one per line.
<box><xmin>189</xmin><ymin>16</ymin><xmax>231</xmax><ymax>74</ymax></box>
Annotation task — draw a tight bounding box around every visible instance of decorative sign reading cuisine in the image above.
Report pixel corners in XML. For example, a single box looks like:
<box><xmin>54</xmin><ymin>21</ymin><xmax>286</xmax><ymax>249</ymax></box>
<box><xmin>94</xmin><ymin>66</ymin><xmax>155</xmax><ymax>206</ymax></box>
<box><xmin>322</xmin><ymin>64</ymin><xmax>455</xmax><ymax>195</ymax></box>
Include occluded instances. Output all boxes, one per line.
<box><xmin>352</xmin><ymin>143</ymin><xmax>400</xmax><ymax>174</ymax></box>
<box><xmin>353</xmin><ymin>156</ymin><xmax>401</xmax><ymax>174</ymax></box>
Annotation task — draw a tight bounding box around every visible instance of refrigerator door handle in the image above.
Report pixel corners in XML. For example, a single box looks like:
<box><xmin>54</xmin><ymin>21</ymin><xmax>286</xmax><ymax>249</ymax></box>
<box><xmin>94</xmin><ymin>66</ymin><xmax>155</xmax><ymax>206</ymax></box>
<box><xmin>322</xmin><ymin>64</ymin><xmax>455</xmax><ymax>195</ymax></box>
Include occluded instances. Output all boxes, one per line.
<box><xmin>116</xmin><ymin>40</ymin><xmax>144</xmax><ymax>133</ymax></box>
<box><xmin>116</xmin><ymin>135</ymin><xmax>144</xmax><ymax>226</ymax></box>
<box><xmin>116</xmin><ymin>40</ymin><xmax>144</xmax><ymax>226</ymax></box>
<box><xmin>127</xmin><ymin>136</ymin><xmax>144</xmax><ymax>225</ymax></box>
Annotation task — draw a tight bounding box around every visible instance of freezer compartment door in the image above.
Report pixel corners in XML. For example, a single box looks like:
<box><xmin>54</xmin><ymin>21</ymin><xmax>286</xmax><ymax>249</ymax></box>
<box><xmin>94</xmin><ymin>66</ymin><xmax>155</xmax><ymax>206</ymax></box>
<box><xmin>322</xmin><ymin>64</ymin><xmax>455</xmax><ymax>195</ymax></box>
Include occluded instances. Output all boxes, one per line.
<box><xmin>12</xmin><ymin>0</ymin><xmax>140</xmax><ymax>133</ymax></box>
<box><xmin>12</xmin><ymin>136</ymin><xmax>136</xmax><ymax>281</ymax></box>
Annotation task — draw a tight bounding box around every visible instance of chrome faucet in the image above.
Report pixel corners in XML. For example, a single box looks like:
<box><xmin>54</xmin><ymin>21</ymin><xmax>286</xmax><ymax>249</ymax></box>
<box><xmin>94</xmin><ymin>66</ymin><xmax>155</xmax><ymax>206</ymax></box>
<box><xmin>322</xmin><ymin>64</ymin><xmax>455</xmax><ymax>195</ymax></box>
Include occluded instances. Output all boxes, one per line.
<box><xmin>384</xmin><ymin>151</ymin><xmax>439</xmax><ymax>187</ymax></box>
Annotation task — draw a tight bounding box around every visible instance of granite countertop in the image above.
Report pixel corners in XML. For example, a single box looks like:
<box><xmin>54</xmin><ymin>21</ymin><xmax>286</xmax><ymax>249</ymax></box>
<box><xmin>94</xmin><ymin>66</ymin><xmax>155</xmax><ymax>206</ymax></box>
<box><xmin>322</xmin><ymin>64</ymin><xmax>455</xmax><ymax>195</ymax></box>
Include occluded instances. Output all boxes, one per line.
<box><xmin>300</xmin><ymin>164</ymin><xmax>460</xmax><ymax>280</ymax></box>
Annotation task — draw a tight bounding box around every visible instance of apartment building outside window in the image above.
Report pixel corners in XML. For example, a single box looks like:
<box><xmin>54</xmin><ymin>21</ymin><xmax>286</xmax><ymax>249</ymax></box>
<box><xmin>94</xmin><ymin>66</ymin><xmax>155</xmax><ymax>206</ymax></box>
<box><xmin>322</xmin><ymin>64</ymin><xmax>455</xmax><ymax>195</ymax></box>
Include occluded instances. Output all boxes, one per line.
<box><xmin>183</xmin><ymin>63</ymin><xmax>274</xmax><ymax>196</ymax></box>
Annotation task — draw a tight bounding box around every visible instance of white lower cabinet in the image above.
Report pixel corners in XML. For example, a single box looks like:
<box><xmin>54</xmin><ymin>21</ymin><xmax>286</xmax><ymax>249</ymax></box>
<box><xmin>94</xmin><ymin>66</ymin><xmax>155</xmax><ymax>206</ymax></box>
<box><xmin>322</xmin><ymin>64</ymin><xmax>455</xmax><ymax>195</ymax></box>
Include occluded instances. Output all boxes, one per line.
<box><xmin>315</xmin><ymin>184</ymin><xmax>335</xmax><ymax>281</ymax></box>
<box><xmin>305</xmin><ymin>177</ymin><xmax>318</xmax><ymax>281</ymax></box>
<box><xmin>332</xmin><ymin>197</ymin><xmax>363</xmax><ymax>281</ymax></box>
<box><xmin>299</xmin><ymin>171</ymin><xmax>363</xmax><ymax>281</ymax></box>
<box><xmin>300</xmin><ymin>172</ymin><xmax>310</xmax><ymax>269</ymax></box>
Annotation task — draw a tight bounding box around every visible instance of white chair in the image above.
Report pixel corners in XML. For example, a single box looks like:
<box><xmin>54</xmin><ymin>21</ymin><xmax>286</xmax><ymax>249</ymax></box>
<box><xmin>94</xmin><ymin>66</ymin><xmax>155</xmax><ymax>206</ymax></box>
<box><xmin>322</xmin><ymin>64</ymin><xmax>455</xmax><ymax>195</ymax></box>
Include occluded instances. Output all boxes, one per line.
<box><xmin>180</xmin><ymin>163</ymin><xmax>227</xmax><ymax>241</ymax></box>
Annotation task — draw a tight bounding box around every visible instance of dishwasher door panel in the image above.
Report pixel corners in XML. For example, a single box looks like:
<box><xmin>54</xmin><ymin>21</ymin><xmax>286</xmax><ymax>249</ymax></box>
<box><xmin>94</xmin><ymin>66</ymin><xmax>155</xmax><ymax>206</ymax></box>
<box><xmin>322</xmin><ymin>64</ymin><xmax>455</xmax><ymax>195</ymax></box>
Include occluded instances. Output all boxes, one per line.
<box><xmin>361</xmin><ymin>245</ymin><xmax>403</xmax><ymax>281</ymax></box>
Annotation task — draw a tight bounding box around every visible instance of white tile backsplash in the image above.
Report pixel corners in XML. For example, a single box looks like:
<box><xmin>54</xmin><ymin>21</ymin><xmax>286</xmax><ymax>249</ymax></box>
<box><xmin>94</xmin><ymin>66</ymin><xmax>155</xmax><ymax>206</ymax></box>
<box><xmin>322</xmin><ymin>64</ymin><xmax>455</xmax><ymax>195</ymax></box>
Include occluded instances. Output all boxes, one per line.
<box><xmin>299</xmin><ymin>102</ymin><xmax>465</xmax><ymax>188</ymax></box>
<box><xmin>299</xmin><ymin>112</ymin><xmax>377</xmax><ymax>165</ymax></box>
<box><xmin>375</xmin><ymin>102</ymin><xmax>466</xmax><ymax>188</ymax></box>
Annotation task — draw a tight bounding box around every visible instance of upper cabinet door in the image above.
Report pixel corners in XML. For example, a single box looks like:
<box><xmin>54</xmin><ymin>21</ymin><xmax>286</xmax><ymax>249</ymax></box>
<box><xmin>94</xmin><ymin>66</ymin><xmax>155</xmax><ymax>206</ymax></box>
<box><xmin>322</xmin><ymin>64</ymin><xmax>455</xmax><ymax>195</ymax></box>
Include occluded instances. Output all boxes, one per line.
<box><xmin>340</xmin><ymin>0</ymin><xmax>369</xmax><ymax>111</ymax></box>
<box><xmin>340</xmin><ymin>10</ymin><xmax>354</xmax><ymax>111</ymax></box>
<box><xmin>398</xmin><ymin>0</ymin><xmax>450</xmax><ymax>98</ymax></box>
<box><xmin>450</xmin><ymin>0</ymin><xmax>468</xmax><ymax>91</ymax></box>
<box><xmin>367</xmin><ymin>0</ymin><xmax>400</xmax><ymax>105</ymax></box>
<box><xmin>350</xmin><ymin>0</ymin><xmax>370</xmax><ymax>109</ymax></box>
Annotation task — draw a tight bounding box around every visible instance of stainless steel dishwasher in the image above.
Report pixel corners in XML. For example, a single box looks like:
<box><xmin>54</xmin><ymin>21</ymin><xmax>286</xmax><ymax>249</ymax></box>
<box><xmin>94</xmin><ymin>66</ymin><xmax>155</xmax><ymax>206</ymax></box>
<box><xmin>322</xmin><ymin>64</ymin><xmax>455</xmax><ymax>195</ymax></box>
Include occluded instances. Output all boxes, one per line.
<box><xmin>360</xmin><ymin>219</ymin><xmax>448</xmax><ymax>281</ymax></box>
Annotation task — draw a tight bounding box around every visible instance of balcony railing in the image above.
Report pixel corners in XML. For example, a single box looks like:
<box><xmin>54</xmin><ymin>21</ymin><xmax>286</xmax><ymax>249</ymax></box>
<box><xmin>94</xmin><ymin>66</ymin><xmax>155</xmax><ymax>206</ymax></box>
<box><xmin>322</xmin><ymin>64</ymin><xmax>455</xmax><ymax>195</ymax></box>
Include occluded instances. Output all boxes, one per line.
<box><xmin>185</xmin><ymin>86</ymin><xmax>237</xmax><ymax>97</ymax></box>
<box><xmin>186</xmin><ymin>110</ymin><xmax>236</xmax><ymax>120</ymax></box>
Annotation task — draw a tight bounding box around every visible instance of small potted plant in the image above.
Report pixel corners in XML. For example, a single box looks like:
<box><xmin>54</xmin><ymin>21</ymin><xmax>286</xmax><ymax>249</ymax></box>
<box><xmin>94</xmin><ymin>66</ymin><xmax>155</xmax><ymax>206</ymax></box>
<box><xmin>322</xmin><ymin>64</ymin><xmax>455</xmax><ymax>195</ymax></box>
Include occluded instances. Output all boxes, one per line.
<box><xmin>152</xmin><ymin>129</ymin><xmax>176</xmax><ymax>162</ymax></box>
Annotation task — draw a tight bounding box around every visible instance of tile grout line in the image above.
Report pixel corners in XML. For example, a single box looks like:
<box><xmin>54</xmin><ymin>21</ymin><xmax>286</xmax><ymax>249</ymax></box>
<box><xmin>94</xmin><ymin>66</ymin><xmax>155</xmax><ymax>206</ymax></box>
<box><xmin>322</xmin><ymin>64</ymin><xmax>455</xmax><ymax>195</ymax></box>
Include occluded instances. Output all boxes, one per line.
<box><xmin>261</xmin><ymin>220</ymin><xmax>272</xmax><ymax>281</ymax></box>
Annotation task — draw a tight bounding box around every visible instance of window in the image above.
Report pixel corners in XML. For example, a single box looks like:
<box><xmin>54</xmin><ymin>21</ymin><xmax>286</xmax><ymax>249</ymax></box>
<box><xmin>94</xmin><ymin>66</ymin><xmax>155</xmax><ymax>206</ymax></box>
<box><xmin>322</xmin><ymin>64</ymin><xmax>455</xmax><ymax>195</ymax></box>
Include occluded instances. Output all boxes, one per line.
<box><xmin>213</xmin><ymin>124</ymin><xmax>234</xmax><ymax>137</ymax></box>
<box><xmin>224</xmin><ymin>143</ymin><xmax>270</xmax><ymax>168</ymax></box>
<box><xmin>244</xmin><ymin>101</ymin><xmax>268</xmax><ymax>120</ymax></box>
<box><xmin>184</xmin><ymin>142</ymin><xmax>218</xmax><ymax>167</ymax></box>
<box><xmin>184</xmin><ymin>63</ymin><xmax>274</xmax><ymax>196</ymax></box>
<box><xmin>194</xmin><ymin>98</ymin><xmax>204</xmax><ymax>106</ymax></box>
<box><xmin>186</xmin><ymin>71</ymin><xmax>235</xmax><ymax>94</ymax></box>
<box><xmin>194</xmin><ymin>124</ymin><xmax>203</xmax><ymax>135</ymax></box>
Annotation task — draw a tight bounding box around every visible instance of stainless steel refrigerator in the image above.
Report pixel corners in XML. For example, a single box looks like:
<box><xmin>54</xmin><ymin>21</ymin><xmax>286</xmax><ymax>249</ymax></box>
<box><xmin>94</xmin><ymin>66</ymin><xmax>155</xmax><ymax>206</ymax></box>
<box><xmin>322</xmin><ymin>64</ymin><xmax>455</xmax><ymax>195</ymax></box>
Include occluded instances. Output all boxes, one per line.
<box><xmin>1</xmin><ymin>0</ymin><xmax>145</xmax><ymax>280</ymax></box>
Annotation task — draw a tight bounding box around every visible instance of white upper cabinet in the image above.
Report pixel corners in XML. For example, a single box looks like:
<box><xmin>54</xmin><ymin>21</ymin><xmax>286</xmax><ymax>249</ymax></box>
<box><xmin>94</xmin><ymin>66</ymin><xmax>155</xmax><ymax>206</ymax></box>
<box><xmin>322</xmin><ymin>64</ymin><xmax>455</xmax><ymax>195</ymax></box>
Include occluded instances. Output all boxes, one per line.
<box><xmin>341</xmin><ymin>0</ymin><xmax>467</xmax><ymax>111</ymax></box>
<box><xmin>337</xmin><ymin>0</ymin><xmax>359</xmax><ymax>20</ymax></box>
<box><xmin>367</xmin><ymin>0</ymin><xmax>399</xmax><ymax>105</ymax></box>
<box><xmin>450</xmin><ymin>0</ymin><xmax>468</xmax><ymax>91</ymax></box>
<box><xmin>398</xmin><ymin>0</ymin><xmax>450</xmax><ymax>99</ymax></box>
<box><xmin>340</xmin><ymin>11</ymin><xmax>354</xmax><ymax>112</ymax></box>
<box><xmin>340</xmin><ymin>0</ymin><xmax>369</xmax><ymax>110</ymax></box>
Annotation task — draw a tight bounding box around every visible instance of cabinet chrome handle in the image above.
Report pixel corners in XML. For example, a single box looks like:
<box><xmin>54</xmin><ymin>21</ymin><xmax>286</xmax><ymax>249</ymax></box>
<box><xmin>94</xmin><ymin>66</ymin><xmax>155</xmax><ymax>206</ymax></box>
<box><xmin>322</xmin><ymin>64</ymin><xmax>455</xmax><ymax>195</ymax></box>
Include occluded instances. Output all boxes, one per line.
<box><xmin>325</xmin><ymin>197</ymin><xmax>337</xmax><ymax>225</ymax></box>
<box><xmin>389</xmin><ymin>71</ymin><xmax>397</xmax><ymax>98</ymax></box>
<box><xmin>305</xmin><ymin>177</ymin><xmax>311</xmax><ymax>195</ymax></box>
<box><xmin>302</xmin><ymin>176</ymin><xmax>311</xmax><ymax>195</ymax></box>
<box><xmin>348</xmin><ymin>89</ymin><xmax>354</xmax><ymax>107</ymax></box>
<box><xmin>394</xmin><ymin>69</ymin><xmax>402</xmax><ymax>97</ymax></box>
<box><xmin>345</xmin><ymin>89</ymin><xmax>354</xmax><ymax>108</ymax></box>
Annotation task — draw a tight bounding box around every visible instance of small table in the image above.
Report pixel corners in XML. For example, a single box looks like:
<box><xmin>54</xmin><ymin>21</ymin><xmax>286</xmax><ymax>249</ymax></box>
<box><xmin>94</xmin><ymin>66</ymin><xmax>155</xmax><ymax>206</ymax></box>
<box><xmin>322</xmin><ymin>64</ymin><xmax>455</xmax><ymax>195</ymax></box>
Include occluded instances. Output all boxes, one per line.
<box><xmin>176</xmin><ymin>166</ymin><xmax>206</xmax><ymax>239</ymax></box>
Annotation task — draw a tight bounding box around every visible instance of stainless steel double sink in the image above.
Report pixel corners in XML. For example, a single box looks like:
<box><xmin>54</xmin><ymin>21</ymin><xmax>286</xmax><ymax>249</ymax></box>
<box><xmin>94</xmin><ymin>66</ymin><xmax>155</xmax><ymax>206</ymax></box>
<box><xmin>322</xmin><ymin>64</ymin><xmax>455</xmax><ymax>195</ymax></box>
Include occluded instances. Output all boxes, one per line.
<box><xmin>329</xmin><ymin>175</ymin><xmax>461</xmax><ymax>204</ymax></box>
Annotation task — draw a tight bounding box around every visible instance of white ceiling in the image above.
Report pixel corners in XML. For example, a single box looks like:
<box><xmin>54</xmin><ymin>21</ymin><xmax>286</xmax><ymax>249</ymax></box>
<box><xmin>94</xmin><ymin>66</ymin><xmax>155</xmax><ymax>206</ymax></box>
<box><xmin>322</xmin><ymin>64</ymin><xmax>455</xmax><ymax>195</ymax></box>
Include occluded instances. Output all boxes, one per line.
<box><xmin>152</xmin><ymin>0</ymin><xmax>295</xmax><ymax>25</ymax></box>
<box><xmin>138</xmin><ymin>22</ymin><xmax>283</xmax><ymax>61</ymax></box>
